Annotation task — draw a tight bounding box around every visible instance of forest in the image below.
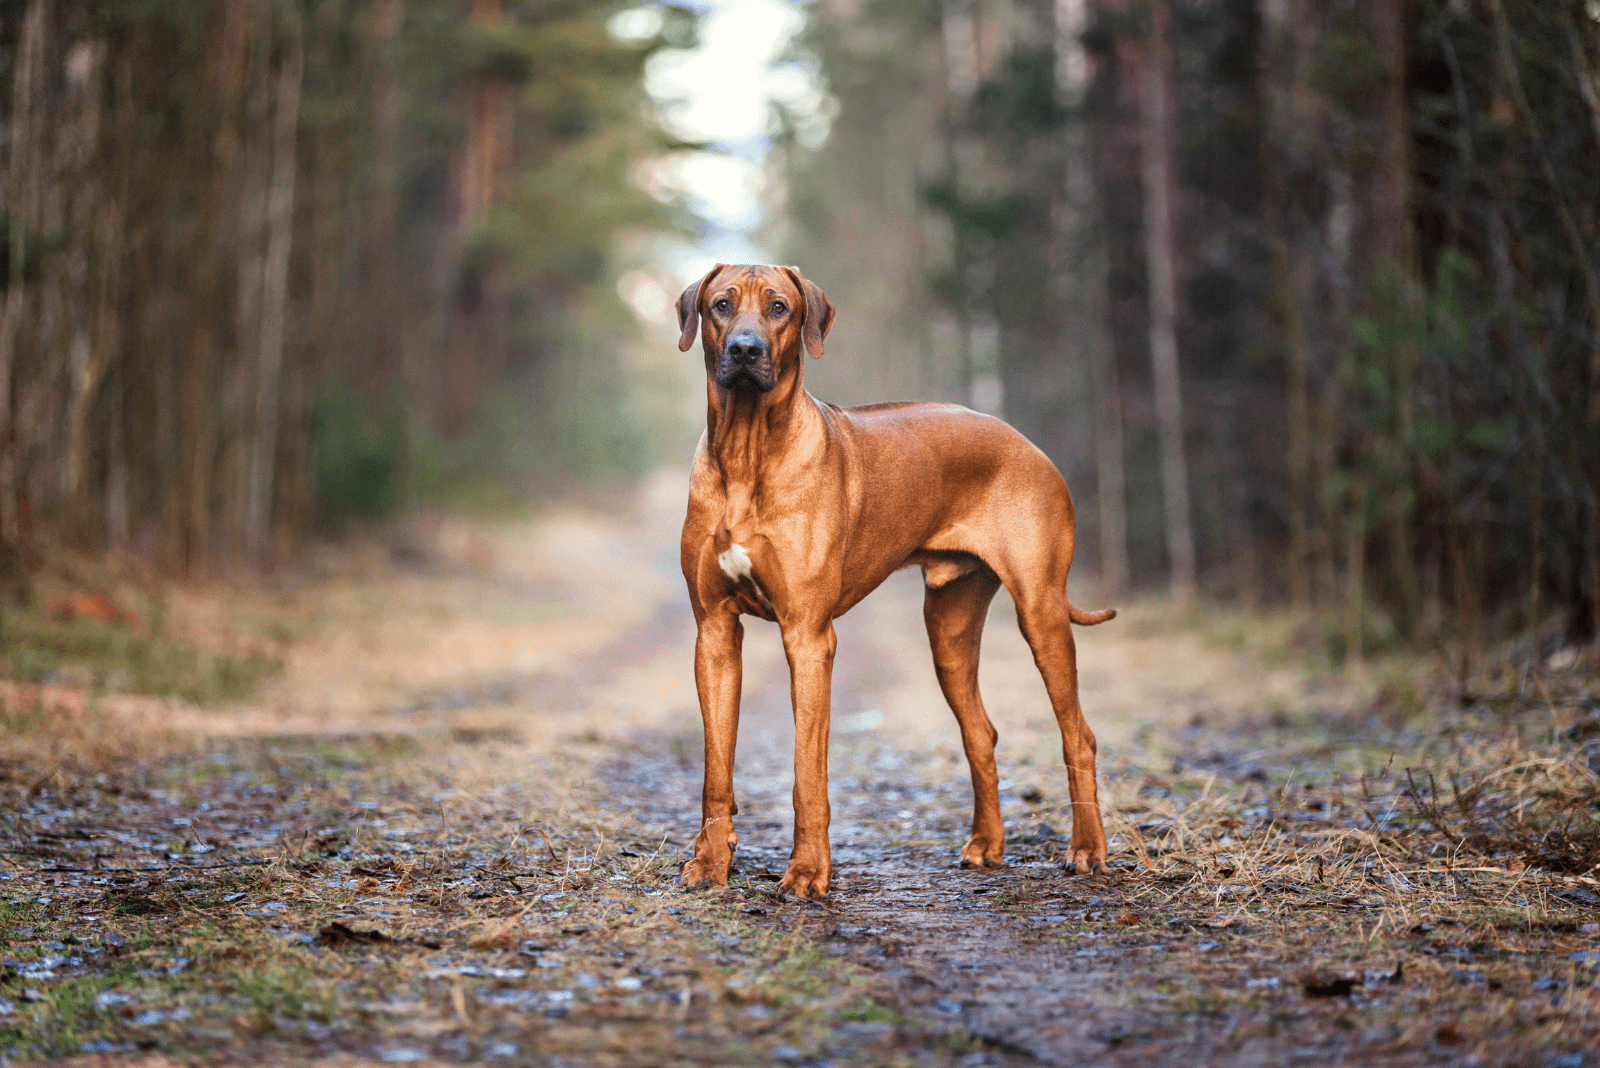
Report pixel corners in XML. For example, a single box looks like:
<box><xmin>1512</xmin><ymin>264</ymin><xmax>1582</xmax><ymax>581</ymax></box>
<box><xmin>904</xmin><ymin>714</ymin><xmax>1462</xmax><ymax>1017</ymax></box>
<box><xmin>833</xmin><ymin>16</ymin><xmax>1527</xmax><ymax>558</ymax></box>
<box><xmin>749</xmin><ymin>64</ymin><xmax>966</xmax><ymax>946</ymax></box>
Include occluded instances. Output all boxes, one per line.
<box><xmin>0</xmin><ymin>0</ymin><xmax>695</xmax><ymax>588</ymax></box>
<box><xmin>2</xmin><ymin>0</ymin><xmax>1598</xmax><ymax>663</ymax></box>
<box><xmin>789</xmin><ymin>0</ymin><xmax>1600</xmax><ymax>662</ymax></box>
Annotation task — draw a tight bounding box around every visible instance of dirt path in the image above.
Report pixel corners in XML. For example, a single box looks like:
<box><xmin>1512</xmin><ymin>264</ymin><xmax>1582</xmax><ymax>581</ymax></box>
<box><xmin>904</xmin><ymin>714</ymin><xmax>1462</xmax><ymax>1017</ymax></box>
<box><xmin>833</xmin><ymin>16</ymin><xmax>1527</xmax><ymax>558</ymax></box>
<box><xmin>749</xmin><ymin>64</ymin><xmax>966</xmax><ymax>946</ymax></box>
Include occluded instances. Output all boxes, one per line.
<box><xmin>3</xmin><ymin>478</ymin><xmax>1598</xmax><ymax>1066</ymax></box>
<box><xmin>568</xmin><ymin>477</ymin><xmax>1331</xmax><ymax>1064</ymax></box>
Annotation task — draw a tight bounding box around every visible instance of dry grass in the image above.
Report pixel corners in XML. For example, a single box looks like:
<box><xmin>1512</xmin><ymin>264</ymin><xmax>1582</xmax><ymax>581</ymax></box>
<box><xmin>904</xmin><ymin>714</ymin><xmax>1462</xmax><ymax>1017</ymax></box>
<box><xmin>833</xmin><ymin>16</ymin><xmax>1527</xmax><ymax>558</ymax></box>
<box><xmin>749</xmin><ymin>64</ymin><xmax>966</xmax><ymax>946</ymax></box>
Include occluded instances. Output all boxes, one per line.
<box><xmin>992</xmin><ymin>651</ymin><xmax>1600</xmax><ymax>1064</ymax></box>
<box><xmin>0</xmin><ymin>731</ymin><xmax>984</xmax><ymax>1065</ymax></box>
<box><xmin>3</xmin><ymin>502</ymin><xmax>1597</xmax><ymax>1065</ymax></box>
<box><xmin>0</xmin><ymin>682</ymin><xmax>191</xmax><ymax>778</ymax></box>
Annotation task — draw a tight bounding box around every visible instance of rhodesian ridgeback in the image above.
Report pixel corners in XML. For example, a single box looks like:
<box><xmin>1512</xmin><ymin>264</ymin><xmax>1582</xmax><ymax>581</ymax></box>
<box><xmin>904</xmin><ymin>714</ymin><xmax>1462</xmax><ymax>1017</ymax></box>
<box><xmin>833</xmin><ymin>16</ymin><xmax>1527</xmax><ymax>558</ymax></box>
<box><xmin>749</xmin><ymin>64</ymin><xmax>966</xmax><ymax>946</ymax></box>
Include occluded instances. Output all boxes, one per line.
<box><xmin>677</xmin><ymin>264</ymin><xmax>1115</xmax><ymax>899</ymax></box>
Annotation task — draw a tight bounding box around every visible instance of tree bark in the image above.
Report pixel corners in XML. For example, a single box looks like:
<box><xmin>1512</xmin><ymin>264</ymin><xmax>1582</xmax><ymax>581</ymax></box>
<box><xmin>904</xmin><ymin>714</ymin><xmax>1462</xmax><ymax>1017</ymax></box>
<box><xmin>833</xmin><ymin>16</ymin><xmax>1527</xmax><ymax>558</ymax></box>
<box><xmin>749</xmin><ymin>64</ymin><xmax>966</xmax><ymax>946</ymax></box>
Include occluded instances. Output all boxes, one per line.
<box><xmin>443</xmin><ymin>0</ymin><xmax>513</xmax><ymax>436</ymax></box>
<box><xmin>1139</xmin><ymin>0</ymin><xmax>1194</xmax><ymax>599</ymax></box>
<box><xmin>62</xmin><ymin>38</ymin><xmax>111</xmax><ymax>534</ymax></box>
<box><xmin>1065</xmin><ymin>0</ymin><xmax>1128</xmax><ymax>598</ymax></box>
<box><xmin>941</xmin><ymin>0</ymin><xmax>980</xmax><ymax>409</ymax></box>
<box><xmin>367</xmin><ymin>0</ymin><xmax>405</xmax><ymax>396</ymax></box>
<box><xmin>228</xmin><ymin>11</ymin><xmax>272</xmax><ymax>553</ymax></box>
<box><xmin>172</xmin><ymin>0</ymin><xmax>252</xmax><ymax>573</ymax></box>
<box><xmin>1091</xmin><ymin>273</ymin><xmax>1129</xmax><ymax>599</ymax></box>
<box><xmin>1260</xmin><ymin>0</ymin><xmax>1320</xmax><ymax>610</ymax></box>
<box><xmin>0</xmin><ymin>0</ymin><xmax>49</xmax><ymax>586</ymax></box>
<box><xmin>246</xmin><ymin>9</ymin><xmax>303</xmax><ymax>561</ymax></box>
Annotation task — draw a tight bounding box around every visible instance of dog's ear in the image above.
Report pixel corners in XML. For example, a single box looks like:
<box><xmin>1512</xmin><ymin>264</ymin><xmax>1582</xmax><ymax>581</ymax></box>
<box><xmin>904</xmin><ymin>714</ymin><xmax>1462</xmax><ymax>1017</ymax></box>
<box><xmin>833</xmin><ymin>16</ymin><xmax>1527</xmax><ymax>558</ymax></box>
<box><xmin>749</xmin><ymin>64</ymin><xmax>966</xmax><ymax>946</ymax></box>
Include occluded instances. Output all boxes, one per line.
<box><xmin>781</xmin><ymin>266</ymin><xmax>835</xmax><ymax>359</ymax></box>
<box><xmin>677</xmin><ymin>264</ymin><xmax>726</xmax><ymax>352</ymax></box>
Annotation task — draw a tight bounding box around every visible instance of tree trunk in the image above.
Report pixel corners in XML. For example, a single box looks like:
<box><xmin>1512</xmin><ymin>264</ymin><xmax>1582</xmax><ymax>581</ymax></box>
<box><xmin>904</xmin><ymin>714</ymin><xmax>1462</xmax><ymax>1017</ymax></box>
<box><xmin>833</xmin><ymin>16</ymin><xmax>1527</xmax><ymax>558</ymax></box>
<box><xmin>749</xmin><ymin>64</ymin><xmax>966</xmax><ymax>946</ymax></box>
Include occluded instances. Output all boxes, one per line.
<box><xmin>443</xmin><ymin>0</ymin><xmax>512</xmax><ymax>436</ymax></box>
<box><xmin>1260</xmin><ymin>0</ymin><xmax>1320</xmax><ymax>610</ymax></box>
<box><xmin>1064</xmin><ymin>0</ymin><xmax>1128</xmax><ymax>598</ymax></box>
<box><xmin>1139</xmin><ymin>0</ymin><xmax>1194</xmax><ymax>600</ymax></box>
<box><xmin>62</xmin><ymin>38</ymin><xmax>112</xmax><ymax>536</ymax></box>
<box><xmin>229</xmin><ymin>12</ymin><xmax>272</xmax><ymax>553</ymax></box>
<box><xmin>1345</xmin><ymin>475</ymin><xmax>1368</xmax><ymax>664</ymax></box>
<box><xmin>246</xmin><ymin>9</ymin><xmax>303</xmax><ymax>562</ymax></box>
<box><xmin>173</xmin><ymin>0</ymin><xmax>252</xmax><ymax>573</ymax></box>
<box><xmin>941</xmin><ymin>0</ymin><xmax>980</xmax><ymax>409</ymax></box>
<box><xmin>0</xmin><ymin>0</ymin><xmax>49</xmax><ymax>588</ymax></box>
<box><xmin>1091</xmin><ymin>276</ymin><xmax>1129</xmax><ymax>598</ymax></box>
<box><xmin>367</xmin><ymin>0</ymin><xmax>405</xmax><ymax>396</ymax></box>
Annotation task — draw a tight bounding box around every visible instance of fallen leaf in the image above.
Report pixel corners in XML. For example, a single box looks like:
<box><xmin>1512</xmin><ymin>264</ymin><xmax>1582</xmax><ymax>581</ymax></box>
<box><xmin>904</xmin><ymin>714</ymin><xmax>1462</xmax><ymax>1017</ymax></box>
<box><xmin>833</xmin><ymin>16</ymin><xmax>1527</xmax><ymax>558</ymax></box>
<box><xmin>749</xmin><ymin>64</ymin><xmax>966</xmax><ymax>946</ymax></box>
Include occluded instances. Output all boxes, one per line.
<box><xmin>47</xmin><ymin>591</ymin><xmax>121</xmax><ymax>624</ymax></box>
<box><xmin>1301</xmin><ymin>974</ymin><xmax>1356</xmax><ymax>998</ymax></box>
<box><xmin>317</xmin><ymin>922</ymin><xmax>392</xmax><ymax>947</ymax></box>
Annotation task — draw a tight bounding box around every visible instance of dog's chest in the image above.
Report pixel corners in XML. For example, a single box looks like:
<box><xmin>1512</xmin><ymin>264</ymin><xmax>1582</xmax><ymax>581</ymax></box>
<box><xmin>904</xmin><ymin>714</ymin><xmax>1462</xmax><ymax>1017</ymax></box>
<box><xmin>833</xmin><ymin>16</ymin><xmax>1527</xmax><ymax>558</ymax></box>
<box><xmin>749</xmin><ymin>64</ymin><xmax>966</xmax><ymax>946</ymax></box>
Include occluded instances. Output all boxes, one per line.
<box><xmin>711</xmin><ymin>531</ymin><xmax>774</xmax><ymax>616</ymax></box>
<box><xmin>717</xmin><ymin>541</ymin><xmax>755</xmax><ymax>584</ymax></box>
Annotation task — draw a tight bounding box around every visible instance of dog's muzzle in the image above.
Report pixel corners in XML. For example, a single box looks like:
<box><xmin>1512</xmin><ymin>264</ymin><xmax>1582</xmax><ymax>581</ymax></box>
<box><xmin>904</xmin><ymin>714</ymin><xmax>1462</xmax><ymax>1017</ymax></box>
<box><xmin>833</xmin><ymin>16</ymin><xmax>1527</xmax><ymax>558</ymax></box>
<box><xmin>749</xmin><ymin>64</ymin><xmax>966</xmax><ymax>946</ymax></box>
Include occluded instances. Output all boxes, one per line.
<box><xmin>715</xmin><ymin>332</ymin><xmax>776</xmax><ymax>391</ymax></box>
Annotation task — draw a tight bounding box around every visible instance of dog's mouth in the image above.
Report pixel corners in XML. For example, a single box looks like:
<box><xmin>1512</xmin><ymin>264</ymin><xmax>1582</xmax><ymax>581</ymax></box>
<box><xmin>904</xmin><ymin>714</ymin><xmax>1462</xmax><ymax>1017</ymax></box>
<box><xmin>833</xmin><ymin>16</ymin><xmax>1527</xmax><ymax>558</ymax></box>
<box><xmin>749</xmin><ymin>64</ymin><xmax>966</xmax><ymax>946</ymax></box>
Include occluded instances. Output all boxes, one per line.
<box><xmin>714</xmin><ymin>364</ymin><xmax>777</xmax><ymax>393</ymax></box>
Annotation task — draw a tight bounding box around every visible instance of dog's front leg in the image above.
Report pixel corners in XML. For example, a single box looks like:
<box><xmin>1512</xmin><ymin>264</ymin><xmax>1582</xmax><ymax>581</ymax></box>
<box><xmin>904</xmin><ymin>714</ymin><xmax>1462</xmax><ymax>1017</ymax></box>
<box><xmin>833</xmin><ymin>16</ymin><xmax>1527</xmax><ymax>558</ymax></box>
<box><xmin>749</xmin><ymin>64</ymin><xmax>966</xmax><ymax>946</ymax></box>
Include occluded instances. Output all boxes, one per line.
<box><xmin>683</xmin><ymin>609</ymin><xmax>744</xmax><ymax>888</ymax></box>
<box><xmin>779</xmin><ymin>620</ymin><xmax>837</xmax><ymax>899</ymax></box>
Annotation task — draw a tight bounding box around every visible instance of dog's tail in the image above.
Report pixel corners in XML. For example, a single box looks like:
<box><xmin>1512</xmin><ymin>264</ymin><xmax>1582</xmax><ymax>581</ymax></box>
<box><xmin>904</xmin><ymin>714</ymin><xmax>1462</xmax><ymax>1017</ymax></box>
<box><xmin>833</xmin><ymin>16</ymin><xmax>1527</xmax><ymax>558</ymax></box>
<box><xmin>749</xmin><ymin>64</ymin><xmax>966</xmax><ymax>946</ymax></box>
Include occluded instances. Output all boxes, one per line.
<box><xmin>1067</xmin><ymin>601</ymin><xmax>1117</xmax><ymax>626</ymax></box>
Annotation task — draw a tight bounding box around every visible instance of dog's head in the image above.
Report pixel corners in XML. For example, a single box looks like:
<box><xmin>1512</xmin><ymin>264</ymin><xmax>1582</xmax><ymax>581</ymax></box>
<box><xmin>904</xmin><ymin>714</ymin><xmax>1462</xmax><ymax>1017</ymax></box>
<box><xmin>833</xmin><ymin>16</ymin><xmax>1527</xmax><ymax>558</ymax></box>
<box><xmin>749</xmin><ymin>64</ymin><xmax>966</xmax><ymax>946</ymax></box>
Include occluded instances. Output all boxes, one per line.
<box><xmin>676</xmin><ymin>264</ymin><xmax>835</xmax><ymax>393</ymax></box>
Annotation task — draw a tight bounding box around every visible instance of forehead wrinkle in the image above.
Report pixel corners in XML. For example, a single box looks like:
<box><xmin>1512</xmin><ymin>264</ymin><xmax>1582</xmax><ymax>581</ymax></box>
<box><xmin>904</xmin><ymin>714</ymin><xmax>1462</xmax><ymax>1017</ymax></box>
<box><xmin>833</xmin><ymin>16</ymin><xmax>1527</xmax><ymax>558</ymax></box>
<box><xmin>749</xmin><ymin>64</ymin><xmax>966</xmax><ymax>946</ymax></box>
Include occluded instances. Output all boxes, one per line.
<box><xmin>760</xmin><ymin>272</ymin><xmax>800</xmax><ymax>300</ymax></box>
<box><xmin>706</xmin><ymin>267</ymin><xmax>798</xmax><ymax>308</ymax></box>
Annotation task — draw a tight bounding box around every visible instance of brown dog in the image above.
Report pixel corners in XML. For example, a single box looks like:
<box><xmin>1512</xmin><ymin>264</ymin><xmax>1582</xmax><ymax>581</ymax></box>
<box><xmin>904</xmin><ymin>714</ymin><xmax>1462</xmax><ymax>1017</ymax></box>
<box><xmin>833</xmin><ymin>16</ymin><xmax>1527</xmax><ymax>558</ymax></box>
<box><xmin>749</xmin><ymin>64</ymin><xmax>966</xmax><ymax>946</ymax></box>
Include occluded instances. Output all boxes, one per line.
<box><xmin>677</xmin><ymin>264</ymin><xmax>1115</xmax><ymax>899</ymax></box>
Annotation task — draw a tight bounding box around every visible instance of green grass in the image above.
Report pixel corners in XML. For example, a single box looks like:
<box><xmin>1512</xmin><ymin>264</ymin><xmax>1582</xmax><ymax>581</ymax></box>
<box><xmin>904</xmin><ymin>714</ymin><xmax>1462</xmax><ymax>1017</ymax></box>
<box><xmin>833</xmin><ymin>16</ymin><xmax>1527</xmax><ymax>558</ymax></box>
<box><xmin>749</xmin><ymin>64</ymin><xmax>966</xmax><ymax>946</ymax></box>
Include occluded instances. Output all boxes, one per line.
<box><xmin>40</xmin><ymin>965</ymin><xmax>138</xmax><ymax>1054</ymax></box>
<box><xmin>1</xmin><ymin>914</ymin><xmax>337</xmax><ymax>1059</ymax></box>
<box><xmin>0</xmin><ymin>610</ymin><xmax>280</xmax><ymax>704</ymax></box>
<box><xmin>0</xmin><ymin>901</ymin><xmax>41</xmax><ymax>941</ymax></box>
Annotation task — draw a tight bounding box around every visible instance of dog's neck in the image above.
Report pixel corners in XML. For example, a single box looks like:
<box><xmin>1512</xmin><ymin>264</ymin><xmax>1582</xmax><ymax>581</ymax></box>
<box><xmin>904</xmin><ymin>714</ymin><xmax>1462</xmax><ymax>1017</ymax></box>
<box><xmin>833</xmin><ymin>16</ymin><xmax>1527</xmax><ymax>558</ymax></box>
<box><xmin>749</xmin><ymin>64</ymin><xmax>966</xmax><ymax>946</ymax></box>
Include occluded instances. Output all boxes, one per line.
<box><xmin>705</xmin><ymin>368</ymin><xmax>819</xmax><ymax>524</ymax></box>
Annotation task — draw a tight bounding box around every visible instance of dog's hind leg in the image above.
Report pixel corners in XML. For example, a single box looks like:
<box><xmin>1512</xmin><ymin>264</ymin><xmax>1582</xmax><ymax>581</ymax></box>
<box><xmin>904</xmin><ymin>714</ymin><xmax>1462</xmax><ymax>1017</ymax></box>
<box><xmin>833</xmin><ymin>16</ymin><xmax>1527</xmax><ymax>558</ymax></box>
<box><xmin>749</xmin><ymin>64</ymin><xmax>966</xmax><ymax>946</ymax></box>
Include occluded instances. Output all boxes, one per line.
<box><xmin>923</xmin><ymin>566</ymin><xmax>1006</xmax><ymax>869</ymax></box>
<box><xmin>1013</xmin><ymin>586</ymin><xmax>1108</xmax><ymax>874</ymax></box>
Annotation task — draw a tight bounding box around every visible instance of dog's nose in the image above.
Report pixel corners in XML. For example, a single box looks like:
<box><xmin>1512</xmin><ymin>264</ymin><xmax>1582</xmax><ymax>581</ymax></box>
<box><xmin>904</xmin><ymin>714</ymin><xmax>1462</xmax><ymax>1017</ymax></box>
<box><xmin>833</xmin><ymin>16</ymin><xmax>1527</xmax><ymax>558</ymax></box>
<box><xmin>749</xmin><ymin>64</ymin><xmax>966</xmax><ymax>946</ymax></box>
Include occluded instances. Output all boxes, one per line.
<box><xmin>725</xmin><ymin>333</ymin><xmax>765</xmax><ymax>366</ymax></box>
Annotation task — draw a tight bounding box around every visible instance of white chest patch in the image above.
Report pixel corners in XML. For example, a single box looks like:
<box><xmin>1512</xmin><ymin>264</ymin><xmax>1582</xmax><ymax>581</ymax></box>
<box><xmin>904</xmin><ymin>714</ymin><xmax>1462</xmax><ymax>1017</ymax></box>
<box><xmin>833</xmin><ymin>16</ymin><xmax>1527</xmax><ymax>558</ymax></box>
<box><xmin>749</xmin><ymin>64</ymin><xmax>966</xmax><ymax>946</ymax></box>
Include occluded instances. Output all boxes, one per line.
<box><xmin>717</xmin><ymin>542</ymin><xmax>773</xmax><ymax>611</ymax></box>
<box><xmin>718</xmin><ymin>542</ymin><xmax>754</xmax><ymax>582</ymax></box>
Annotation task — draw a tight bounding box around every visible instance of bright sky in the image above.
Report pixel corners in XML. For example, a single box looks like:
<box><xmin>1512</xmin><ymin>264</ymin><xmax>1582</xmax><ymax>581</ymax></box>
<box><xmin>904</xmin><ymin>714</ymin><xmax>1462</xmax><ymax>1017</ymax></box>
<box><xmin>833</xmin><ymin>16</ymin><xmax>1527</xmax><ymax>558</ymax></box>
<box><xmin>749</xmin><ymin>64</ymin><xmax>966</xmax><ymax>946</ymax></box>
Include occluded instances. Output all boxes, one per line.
<box><xmin>610</xmin><ymin>0</ymin><xmax>831</xmax><ymax>326</ymax></box>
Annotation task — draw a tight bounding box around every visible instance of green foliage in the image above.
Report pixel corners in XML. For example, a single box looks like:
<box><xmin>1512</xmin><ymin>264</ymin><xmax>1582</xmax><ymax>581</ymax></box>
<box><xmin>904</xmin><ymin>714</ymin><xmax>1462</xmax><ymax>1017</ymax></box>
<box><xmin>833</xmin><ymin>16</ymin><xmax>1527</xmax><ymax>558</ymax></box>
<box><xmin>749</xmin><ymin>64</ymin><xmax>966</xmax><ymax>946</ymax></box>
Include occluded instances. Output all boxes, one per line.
<box><xmin>310</xmin><ymin>387</ymin><xmax>408</xmax><ymax>530</ymax></box>
<box><xmin>972</xmin><ymin>48</ymin><xmax>1073</xmax><ymax>136</ymax></box>
<box><xmin>791</xmin><ymin>0</ymin><xmax>1599</xmax><ymax>651</ymax></box>
<box><xmin>1334</xmin><ymin>0</ymin><xmax>1600</xmax><ymax>641</ymax></box>
<box><xmin>921</xmin><ymin>180</ymin><xmax>1028</xmax><ymax>242</ymax></box>
<box><xmin>311</xmin><ymin>337</ymin><xmax>656</xmax><ymax>526</ymax></box>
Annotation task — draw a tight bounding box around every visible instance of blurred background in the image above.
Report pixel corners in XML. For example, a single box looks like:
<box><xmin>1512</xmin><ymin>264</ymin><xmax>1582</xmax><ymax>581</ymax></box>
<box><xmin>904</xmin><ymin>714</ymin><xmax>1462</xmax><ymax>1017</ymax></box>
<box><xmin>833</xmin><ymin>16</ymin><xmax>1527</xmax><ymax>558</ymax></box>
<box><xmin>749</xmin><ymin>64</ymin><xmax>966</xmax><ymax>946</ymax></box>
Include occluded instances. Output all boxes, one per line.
<box><xmin>0</xmin><ymin>0</ymin><xmax>1596</xmax><ymax>663</ymax></box>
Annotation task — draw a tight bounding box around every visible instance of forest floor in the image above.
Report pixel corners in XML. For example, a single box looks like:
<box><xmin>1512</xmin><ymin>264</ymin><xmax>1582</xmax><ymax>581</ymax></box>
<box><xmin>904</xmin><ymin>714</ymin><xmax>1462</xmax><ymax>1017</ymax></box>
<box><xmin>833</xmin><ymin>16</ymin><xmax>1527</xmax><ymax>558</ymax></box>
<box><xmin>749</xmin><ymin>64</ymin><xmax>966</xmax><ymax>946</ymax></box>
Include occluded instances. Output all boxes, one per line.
<box><xmin>1</xmin><ymin>473</ymin><xmax>1598</xmax><ymax>1067</ymax></box>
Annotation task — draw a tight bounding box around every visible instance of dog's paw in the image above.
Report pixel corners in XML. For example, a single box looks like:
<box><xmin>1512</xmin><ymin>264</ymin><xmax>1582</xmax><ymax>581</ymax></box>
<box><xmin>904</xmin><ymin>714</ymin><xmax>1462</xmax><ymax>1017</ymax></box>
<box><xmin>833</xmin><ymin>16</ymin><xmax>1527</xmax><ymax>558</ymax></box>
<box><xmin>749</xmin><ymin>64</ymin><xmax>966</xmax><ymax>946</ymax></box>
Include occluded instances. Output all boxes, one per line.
<box><xmin>778</xmin><ymin>861</ymin><xmax>830</xmax><ymax>900</ymax></box>
<box><xmin>682</xmin><ymin>818</ymin><xmax>737</xmax><ymax>889</ymax></box>
<box><xmin>958</xmin><ymin>836</ymin><xmax>1006</xmax><ymax>870</ymax></box>
<box><xmin>1066</xmin><ymin>844</ymin><xmax>1108</xmax><ymax>875</ymax></box>
<box><xmin>681</xmin><ymin>854</ymin><xmax>731</xmax><ymax>889</ymax></box>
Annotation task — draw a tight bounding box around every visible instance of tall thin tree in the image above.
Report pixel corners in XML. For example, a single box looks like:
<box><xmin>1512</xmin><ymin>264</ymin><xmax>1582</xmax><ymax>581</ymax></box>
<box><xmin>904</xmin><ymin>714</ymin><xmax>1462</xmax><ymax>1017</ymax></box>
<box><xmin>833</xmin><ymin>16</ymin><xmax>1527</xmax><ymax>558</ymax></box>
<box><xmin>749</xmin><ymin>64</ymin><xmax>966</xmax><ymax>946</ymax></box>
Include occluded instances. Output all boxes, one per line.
<box><xmin>1139</xmin><ymin>0</ymin><xmax>1194</xmax><ymax>599</ymax></box>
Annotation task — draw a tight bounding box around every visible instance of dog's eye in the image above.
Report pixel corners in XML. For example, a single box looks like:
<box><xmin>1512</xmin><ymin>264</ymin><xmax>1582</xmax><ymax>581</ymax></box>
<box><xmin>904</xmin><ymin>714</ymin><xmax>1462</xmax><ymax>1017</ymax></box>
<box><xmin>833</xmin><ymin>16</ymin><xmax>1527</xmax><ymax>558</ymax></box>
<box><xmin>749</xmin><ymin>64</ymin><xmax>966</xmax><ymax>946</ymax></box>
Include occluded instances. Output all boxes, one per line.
<box><xmin>713</xmin><ymin>299</ymin><xmax>731</xmax><ymax>314</ymax></box>
<box><xmin>770</xmin><ymin>301</ymin><xmax>787</xmax><ymax>316</ymax></box>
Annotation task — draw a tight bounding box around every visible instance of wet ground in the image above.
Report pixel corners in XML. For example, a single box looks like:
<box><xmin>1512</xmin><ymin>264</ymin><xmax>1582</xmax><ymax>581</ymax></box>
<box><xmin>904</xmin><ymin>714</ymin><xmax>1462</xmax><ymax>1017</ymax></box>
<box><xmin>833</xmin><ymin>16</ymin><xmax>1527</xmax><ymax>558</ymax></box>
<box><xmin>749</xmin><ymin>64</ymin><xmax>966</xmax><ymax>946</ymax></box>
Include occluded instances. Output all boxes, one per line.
<box><xmin>2</xmin><ymin>474</ymin><xmax>1597</xmax><ymax>1066</ymax></box>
